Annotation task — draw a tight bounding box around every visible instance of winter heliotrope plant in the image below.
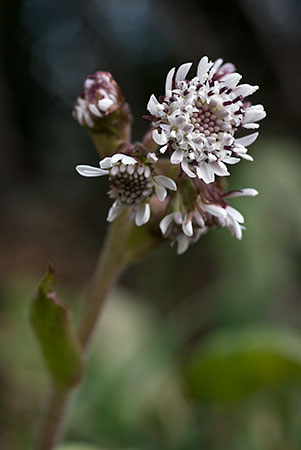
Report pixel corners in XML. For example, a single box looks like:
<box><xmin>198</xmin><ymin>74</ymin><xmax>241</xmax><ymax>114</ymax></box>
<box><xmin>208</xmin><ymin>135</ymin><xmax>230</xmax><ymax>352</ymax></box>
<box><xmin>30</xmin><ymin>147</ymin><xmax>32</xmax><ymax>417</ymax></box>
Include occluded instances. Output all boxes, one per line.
<box><xmin>31</xmin><ymin>55</ymin><xmax>265</xmax><ymax>450</ymax></box>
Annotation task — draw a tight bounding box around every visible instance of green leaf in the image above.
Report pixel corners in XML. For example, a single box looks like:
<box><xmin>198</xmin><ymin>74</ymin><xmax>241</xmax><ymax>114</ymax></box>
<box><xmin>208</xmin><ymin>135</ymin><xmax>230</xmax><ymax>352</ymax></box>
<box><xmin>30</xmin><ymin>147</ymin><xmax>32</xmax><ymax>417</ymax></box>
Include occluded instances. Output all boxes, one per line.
<box><xmin>185</xmin><ymin>327</ymin><xmax>301</xmax><ymax>403</ymax></box>
<box><xmin>30</xmin><ymin>266</ymin><xmax>83</xmax><ymax>388</ymax></box>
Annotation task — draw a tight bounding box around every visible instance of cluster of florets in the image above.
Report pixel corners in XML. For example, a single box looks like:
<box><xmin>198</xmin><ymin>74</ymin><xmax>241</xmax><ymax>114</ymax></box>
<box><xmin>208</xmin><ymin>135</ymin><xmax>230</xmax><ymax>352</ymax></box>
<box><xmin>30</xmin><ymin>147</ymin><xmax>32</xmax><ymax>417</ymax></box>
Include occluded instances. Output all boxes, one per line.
<box><xmin>76</xmin><ymin>146</ymin><xmax>176</xmax><ymax>226</ymax></box>
<box><xmin>160</xmin><ymin>182</ymin><xmax>258</xmax><ymax>254</ymax></box>
<box><xmin>75</xmin><ymin>56</ymin><xmax>265</xmax><ymax>253</ymax></box>
<box><xmin>147</xmin><ymin>57</ymin><xmax>266</xmax><ymax>183</ymax></box>
<box><xmin>73</xmin><ymin>71</ymin><xmax>129</xmax><ymax>129</ymax></box>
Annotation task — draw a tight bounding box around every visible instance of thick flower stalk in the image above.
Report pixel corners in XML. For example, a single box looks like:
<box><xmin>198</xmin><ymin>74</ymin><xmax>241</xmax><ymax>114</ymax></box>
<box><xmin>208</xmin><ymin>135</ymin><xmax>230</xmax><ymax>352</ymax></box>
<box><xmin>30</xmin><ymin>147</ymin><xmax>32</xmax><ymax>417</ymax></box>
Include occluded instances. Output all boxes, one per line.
<box><xmin>147</xmin><ymin>56</ymin><xmax>266</xmax><ymax>183</ymax></box>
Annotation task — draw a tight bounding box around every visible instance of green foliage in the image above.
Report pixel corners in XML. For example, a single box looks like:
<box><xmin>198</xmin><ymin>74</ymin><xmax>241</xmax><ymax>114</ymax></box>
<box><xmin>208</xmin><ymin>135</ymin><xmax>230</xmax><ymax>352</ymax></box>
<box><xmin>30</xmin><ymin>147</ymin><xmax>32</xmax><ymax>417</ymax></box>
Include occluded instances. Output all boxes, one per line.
<box><xmin>30</xmin><ymin>267</ymin><xmax>83</xmax><ymax>388</ymax></box>
<box><xmin>58</xmin><ymin>444</ymin><xmax>107</xmax><ymax>450</ymax></box>
<box><xmin>185</xmin><ymin>327</ymin><xmax>301</xmax><ymax>402</ymax></box>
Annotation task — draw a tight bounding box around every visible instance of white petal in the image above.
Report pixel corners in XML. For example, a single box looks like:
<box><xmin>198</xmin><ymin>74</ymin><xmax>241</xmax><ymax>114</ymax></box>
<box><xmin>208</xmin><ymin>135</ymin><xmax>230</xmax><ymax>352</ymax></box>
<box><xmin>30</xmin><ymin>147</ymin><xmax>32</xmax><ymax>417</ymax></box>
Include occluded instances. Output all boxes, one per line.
<box><xmin>159</xmin><ymin>144</ymin><xmax>168</xmax><ymax>154</ymax></box>
<box><xmin>147</xmin><ymin>94</ymin><xmax>161</xmax><ymax>115</ymax></box>
<box><xmin>222</xmin><ymin>73</ymin><xmax>242</xmax><ymax>88</ymax></box>
<box><xmin>240</xmin><ymin>153</ymin><xmax>254</xmax><ymax>161</ymax></box>
<box><xmin>160</xmin><ymin>213</ymin><xmax>174</xmax><ymax>234</ymax></box>
<box><xmin>213</xmin><ymin>58</ymin><xmax>223</xmax><ymax>70</ymax></box>
<box><xmin>98</xmin><ymin>98</ymin><xmax>114</xmax><ymax>111</ymax></box>
<box><xmin>84</xmin><ymin>112</ymin><xmax>94</xmax><ymax>128</ymax></box>
<box><xmin>154</xmin><ymin>175</ymin><xmax>177</xmax><ymax>191</ymax></box>
<box><xmin>226</xmin><ymin>206</ymin><xmax>244</xmax><ymax>223</ymax></box>
<box><xmin>225</xmin><ymin>188</ymin><xmax>258</xmax><ymax>198</ymax></box>
<box><xmin>122</xmin><ymin>155</ymin><xmax>137</xmax><ymax>165</ymax></box>
<box><xmin>243</xmin><ymin>123</ymin><xmax>260</xmax><ymax>130</ymax></box>
<box><xmin>204</xmin><ymin>204</ymin><xmax>227</xmax><ymax>219</ymax></box>
<box><xmin>147</xmin><ymin>152</ymin><xmax>158</xmax><ymax>163</ymax></box>
<box><xmin>111</xmin><ymin>153</ymin><xmax>124</xmax><ymax>164</ymax></box>
<box><xmin>239</xmin><ymin>188</ymin><xmax>258</xmax><ymax>197</ymax></box>
<box><xmin>236</xmin><ymin>132</ymin><xmax>259</xmax><ymax>147</ymax></box>
<box><xmin>107</xmin><ymin>203</ymin><xmax>125</xmax><ymax>222</ymax></box>
<box><xmin>155</xmin><ymin>184</ymin><xmax>167</xmax><ymax>201</ymax></box>
<box><xmin>182</xmin><ymin>218</ymin><xmax>193</xmax><ymax>237</ymax></box>
<box><xmin>175</xmin><ymin>62</ymin><xmax>192</xmax><ymax>82</ymax></box>
<box><xmin>194</xmin><ymin>210</ymin><xmax>205</xmax><ymax>227</ymax></box>
<box><xmin>177</xmin><ymin>235</ymin><xmax>190</xmax><ymax>254</ymax></box>
<box><xmin>234</xmin><ymin>84</ymin><xmax>259</xmax><ymax>97</ymax></box>
<box><xmin>111</xmin><ymin>153</ymin><xmax>136</xmax><ymax>165</ymax></box>
<box><xmin>170</xmin><ymin>149</ymin><xmax>184</xmax><ymax>164</ymax></box>
<box><xmin>196</xmin><ymin>163</ymin><xmax>215</xmax><ymax>184</ymax></box>
<box><xmin>76</xmin><ymin>165</ymin><xmax>108</xmax><ymax>177</ymax></box>
<box><xmin>181</xmin><ymin>159</ymin><xmax>196</xmax><ymax>178</ymax></box>
<box><xmin>99</xmin><ymin>157</ymin><xmax>113</xmax><ymax>169</ymax></box>
<box><xmin>89</xmin><ymin>104</ymin><xmax>102</xmax><ymax>117</ymax></box>
<box><xmin>210</xmin><ymin>161</ymin><xmax>230</xmax><ymax>177</ymax></box>
<box><xmin>226</xmin><ymin>215</ymin><xmax>243</xmax><ymax>239</ymax></box>
<box><xmin>174</xmin><ymin>211</ymin><xmax>183</xmax><ymax>224</ymax></box>
<box><xmin>165</xmin><ymin>67</ymin><xmax>175</xmax><ymax>94</ymax></box>
<box><xmin>197</xmin><ymin>56</ymin><xmax>212</xmax><ymax>80</ymax></box>
<box><xmin>243</xmin><ymin>105</ymin><xmax>266</xmax><ymax>123</ymax></box>
<box><xmin>143</xmin><ymin>203</ymin><xmax>151</xmax><ymax>224</ymax></box>
<box><xmin>135</xmin><ymin>203</ymin><xmax>150</xmax><ymax>226</ymax></box>
<box><xmin>222</xmin><ymin>156</ymin><xmax>240</xmax><ymax>164</ymax></box>
<box><xmin>152</xmin><ymin>129</ymin><xmax>168</xmax><ymax>145</ymax></box>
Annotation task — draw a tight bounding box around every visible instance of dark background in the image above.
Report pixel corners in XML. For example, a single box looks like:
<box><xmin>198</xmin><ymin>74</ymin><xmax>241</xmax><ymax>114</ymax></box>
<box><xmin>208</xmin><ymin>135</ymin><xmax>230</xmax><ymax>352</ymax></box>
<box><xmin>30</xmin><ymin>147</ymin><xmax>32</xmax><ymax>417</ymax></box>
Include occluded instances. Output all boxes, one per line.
<box><xmin>1</xmin><ymin>1</ymin><xmax>300</xmax><ymax>449</ymax></box>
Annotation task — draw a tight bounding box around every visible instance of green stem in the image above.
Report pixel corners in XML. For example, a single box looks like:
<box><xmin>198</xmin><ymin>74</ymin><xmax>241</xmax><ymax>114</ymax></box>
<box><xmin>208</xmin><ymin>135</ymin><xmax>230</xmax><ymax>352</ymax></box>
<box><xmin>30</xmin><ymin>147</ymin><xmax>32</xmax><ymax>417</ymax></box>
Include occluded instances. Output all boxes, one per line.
<box><xmin>78</xmin><ymin>212</ymin><xmax>133</xmax><ymax>352</ymax></box>
<box><xmin>34</xmin><ymin>212</ymin><xmax>133</xmax><ymax>450</ymax></box>
<box><xmin>35</xmin><ymin>387</ymin><xmax>72</xmax><ymax>450</ymax></box>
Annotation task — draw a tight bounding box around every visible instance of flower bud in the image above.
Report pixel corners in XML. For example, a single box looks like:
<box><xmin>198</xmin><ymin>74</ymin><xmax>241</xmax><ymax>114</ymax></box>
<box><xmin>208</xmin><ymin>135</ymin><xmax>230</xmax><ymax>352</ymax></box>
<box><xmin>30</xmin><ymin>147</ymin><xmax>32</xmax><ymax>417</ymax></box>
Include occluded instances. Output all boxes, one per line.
<box><xmin>73</xmin><ymin>71</ymin><xmax>132</xmax><ymax>157</ymax></box>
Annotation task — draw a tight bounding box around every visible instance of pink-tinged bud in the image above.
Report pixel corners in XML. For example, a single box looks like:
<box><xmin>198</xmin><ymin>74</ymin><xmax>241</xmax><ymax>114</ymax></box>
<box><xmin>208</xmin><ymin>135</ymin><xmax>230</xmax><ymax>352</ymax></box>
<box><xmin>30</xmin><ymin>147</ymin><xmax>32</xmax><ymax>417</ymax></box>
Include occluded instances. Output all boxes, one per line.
<box><xmin>73</xmin><ymin>71</ymin><xmax>132</xmax><ymax>157</ymax></box>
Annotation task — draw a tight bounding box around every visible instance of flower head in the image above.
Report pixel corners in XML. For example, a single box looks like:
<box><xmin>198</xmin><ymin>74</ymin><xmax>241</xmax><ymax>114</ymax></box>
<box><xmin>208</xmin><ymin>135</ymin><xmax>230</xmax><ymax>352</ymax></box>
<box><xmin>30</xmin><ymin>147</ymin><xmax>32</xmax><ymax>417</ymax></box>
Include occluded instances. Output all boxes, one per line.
<box><xmin>160</xmin><ymin>181</ymin><xmax>258</xmax><ymax>254</ymax></box>
<box><xmin>147</xmin><ymin>56</ymin><xmax>266</xmax><ymax>183</ymax></box>
<box><xmin>76</xmin><ymin>148</ymin><xmax>177</xmax><ymax>226</ymax></box>
<box><xmin>73</xmin><ymin>71</ymin><xmax>131</xmax><ymax>132</ymax></box>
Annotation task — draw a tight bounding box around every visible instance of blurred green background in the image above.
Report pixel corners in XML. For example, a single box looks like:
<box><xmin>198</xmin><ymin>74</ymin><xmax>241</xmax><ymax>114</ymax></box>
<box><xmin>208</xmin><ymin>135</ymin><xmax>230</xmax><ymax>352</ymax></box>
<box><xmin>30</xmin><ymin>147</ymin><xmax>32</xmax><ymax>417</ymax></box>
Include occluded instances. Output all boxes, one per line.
<box><xmin>0</xmin><ymin>0</ymin><xmax>300</xmax><ymax>449</ymax></box>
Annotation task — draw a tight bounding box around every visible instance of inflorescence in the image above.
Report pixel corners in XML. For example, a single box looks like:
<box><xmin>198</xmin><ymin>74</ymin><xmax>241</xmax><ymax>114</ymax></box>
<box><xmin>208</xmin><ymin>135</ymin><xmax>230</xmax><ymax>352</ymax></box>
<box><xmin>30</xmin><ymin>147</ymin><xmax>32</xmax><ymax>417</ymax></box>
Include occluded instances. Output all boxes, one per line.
<box><xmin>74</xmin><ymin>56</ymin><xmax>265</xmax><ymax>253</ymax></box>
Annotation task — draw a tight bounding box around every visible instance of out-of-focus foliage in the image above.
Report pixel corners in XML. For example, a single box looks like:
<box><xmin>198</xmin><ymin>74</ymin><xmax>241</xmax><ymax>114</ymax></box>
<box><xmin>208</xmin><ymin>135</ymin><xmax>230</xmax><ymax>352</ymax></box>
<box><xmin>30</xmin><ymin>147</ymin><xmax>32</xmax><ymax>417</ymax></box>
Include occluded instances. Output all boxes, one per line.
<box><xmin>58</xmin><ymin>445</ymin><xmax>108</xmax><ymax>450</ymax></box>
<box><xmin>30</xmin><ymin>267</ymin><xmax>83</xmax><ymax>388</ymax></box>
<box><xmin>185</xmin><ymin>327</ymin><xmax>301</xmax><ymax>402</ymax></box>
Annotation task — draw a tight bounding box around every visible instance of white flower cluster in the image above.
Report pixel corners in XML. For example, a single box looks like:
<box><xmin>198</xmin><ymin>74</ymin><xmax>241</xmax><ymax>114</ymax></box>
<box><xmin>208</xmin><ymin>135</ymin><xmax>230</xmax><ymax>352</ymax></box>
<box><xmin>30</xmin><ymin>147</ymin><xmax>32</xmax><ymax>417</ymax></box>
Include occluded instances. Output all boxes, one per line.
<box><xmin>76</xmin><ymin>152</ymin><xmax>176</xmax><ymax>226</ymax></box>
<box><xmin>147</xmin><ymin>57</ymin><xmax>266</xmax><ymax>183</ymax></box>
<box><xmin>75</xmin><ymin>57</ymin><xmax>265</xmax><ymax>254</ymax></box>
<box><xmin>73</xmin><ymin>72</ymin><xmax>121</xmax><ymax>128</ymax></box>
<box><xmin>160</xmin><ymin>187</ymin><xmax>258</xmax><ymax>254</ymax></box>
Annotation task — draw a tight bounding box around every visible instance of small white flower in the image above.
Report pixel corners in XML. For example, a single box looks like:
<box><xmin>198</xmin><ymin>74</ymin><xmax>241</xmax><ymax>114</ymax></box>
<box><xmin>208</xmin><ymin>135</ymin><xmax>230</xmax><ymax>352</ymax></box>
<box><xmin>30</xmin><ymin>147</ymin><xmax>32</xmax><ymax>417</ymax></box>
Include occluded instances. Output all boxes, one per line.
<box><xmin>147</xmin><ymin>56</ymin><xmax>266</xmax><ymax>183</ymax></box>
<box><xmin>76</xmin><ymin>153</ymin><xmax>176</xmax><ymax>226</ymax></box>
<box><xmin>159</xmin><ymin>184</ymin><xmax>258</xmax><ymax>253</ymax></box>
<box><xmin>160</xmin><ymin>211</ymin><xmax>207</xmax><ymax>254</ymax></box>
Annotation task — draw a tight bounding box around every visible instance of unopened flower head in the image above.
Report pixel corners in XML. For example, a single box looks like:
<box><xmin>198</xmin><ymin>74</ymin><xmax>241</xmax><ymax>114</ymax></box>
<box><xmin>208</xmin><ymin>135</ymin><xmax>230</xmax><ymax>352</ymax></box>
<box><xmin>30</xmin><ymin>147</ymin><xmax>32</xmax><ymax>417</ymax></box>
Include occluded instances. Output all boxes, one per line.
<box><xmin>160</xmin><ymin>181</ymin><xmax>258</xmax><ymax>254</ymax></box>
<box><xmin>147</xmin><ymin>56</ymin><xmax>266</xmax><ymax>183</ymax></box>
<box><xmin>73</xmin><ymin>71</ymin><xmax>130</xmax><ymax>129</ymax></box>
<box><xmin>76</xmin><ymin>146</ymin><xmax>177</xmax><ymax>226</ymax></box>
